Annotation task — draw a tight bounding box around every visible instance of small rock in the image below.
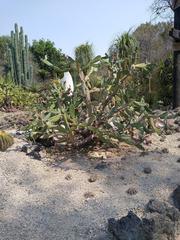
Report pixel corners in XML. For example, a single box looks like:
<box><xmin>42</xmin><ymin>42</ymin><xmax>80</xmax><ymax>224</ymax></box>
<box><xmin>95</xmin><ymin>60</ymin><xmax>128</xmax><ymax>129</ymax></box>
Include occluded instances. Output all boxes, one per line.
<box><xmin>65</xmin><ymin>174</ymin><xmax>72</xmax><ymax>180</ymax></box>
<box><xmin>146</xmin><ymin>199</ymin><xmax>166</xmax><ymax>214</ymax></box>
<box><xmin>95</xmin><ymin>162</ymin><xmax>108</xmax><ymax>170</ymax></box>
<box><xmin>88</xmin><ymin>175</ymin><xmax>97</xmax><ymax>183</ymax></box>
<box><xmin>166</xmin><ymin>129</ymin><xmax>172</xmax><ymax>135</ymax></box>
<box><xmin>143</xmin><ymin>167</ymin><xmax>152</xmax><ymax>174</ymax></box>
<box><xmin>21</xmin><ymin>144</ymin><xmax>28</xmax><ymax>153</ymax></box>
<box><xmin>161</xmin><ymin>148</ymin><xmax>169</xmax><ymax>154</ymax></box>
<box><xmin>16</xmin><ymin>130</ymin><xmax>24</xmax><ymax>136</ymax></box>
<box><xmin>160</xmin><ymin>136</ymin><xmax>166</xmax><ymax>142</ymax></box>
<box><xmin>172</xmin><ymin>186</ymin><xmax>180</xmax><ymax>210</ymax></box>
<box><xmin>126</xmin><ymin>187</ymin><xmax>138</xmax><ymax>195</ymax></box>
<box><xmin>177</xmin><ymin>158</ymin><xmax>180</xmax><ymax>163</ymax></box>
<box><xmin>29</xmin><ymin>151</ymin><xmax>41</xmax><ymax>160</ymax></box>
<box><xmin>175</xmin><ymin>126</ymin><xmax>180</xmax><ymax>133</ymax></box>
<box><xmin>178</xmin><ymin>145</ymin><xmax>180</xmax><ymax>148</ymax></box>
<box><xmin>140</xmin><ymin>151</ymin><xmax>149</xmax><ymax>157</ymax></box>
<box><xmin>120</xmin><ymin>176</ymin><xmax>125</xmax><ymax>180</ymax></box>
<box><xmin>84</xmin><ymin>192</ymin><xmax>95</xmax><ymax>199</ymax></box>
<box><xmin>174</xmin><ymin>117</ymin><xmax>180</xmax><ymax>125</ymax></box>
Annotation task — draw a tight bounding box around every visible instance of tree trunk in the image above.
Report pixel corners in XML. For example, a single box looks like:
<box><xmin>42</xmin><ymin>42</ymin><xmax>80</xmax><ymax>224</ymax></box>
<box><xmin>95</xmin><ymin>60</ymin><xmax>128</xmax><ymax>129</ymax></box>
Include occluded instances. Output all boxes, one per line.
<box><xmin>173</xmin><ymin>2</ymin><xmax>180</xmax><ymax>108</ymax></box>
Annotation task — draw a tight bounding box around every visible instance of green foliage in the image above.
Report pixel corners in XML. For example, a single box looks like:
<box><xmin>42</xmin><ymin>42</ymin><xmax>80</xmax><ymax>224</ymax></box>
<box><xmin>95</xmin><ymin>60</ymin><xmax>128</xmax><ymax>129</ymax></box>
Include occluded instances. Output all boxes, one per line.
<box><xmin>75</xmin><ymin>42</ymin><xmax>94</xmax><ymax>74</ymax></box>
<box><xmin>31</xmin><ymin>39</ymin><xmax>67</xmax><ymax>79</ymax></box>
<box><xmin>0</xmin><ymin>77</ymin><xmax>38</xmax><ymax>109</ymax></box>
<box><xmin>0</xmin><ymin>131</ymin><xmax>14</xmax><ymax>151</ymax></box>
<box><xmin>131</xmin><ymin>56</ymin><xmax>173</xmax><ymax>107</ymax></box>
<box><xmin>27</xmin><ymin>55</ymin><xmax>153</xmax><ymax>150</ymax></box>
<box><xmin>109</xmin><ymin>32</ymin><xmax>139</xmax><ymax>71</ymax></box>
<box><xmin>8</xmin><ymin>23</ymin><xmax>33</xmax><ymax>86</ymax></box>
<box><xmin>0</xmin><ymin>36</ymin><xmax>10</xmax><ymax>76</ymax></box>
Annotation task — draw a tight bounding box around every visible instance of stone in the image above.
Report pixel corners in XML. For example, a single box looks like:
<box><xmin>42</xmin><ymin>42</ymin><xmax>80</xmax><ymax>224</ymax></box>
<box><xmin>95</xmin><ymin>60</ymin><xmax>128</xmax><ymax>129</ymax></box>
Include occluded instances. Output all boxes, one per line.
<box><xmin>143</xmin><ymin>167</ymin><xmax>152</xmax><ymax>174</ymax></box>
<box><xmin>175</xmin><ymin>127</ymin><xmax>180</xmax><ymax>133</ymax></box>
<box><xmin>65</xmin><ymin>174</ymin><xmax>72</xmax><ymax>181</ymax></box>
<box><xmin>160</xmin><ymin>136</ymin><xmax>166</xmax><ymax>142</ymax></box>
<box><xmin>84</xmin><ymin>192</ymin><xmax>95</xmax><ymax>199</ymax></box>
<box><xmin>172</xmin><ymin>186</ymin><xmax>180</xmax><ymax>211</ymax></box>
<box><xmin>28</xmin><ymin>151</ymin><xmax>41</xmax><ymax>160</ymax></box>
<box><xmin>120</xmin><ymin>176</ymin><xmax>125</xmax><ymax>180</ymax></box>
<box><xmin>21</xmin><ymin>144</ymin><xmax>42</xmax><ymax>160</ymax></box>
<box><xmin>146</xmin><ymin>199</ymin><xmax>180</xmax><ymax>221</ymax></box>
<box><xmin>88</xmin><ymin>174</ymin><xmax>97</xmax><ymax>183</ymax></box>
<box><xmin>177</xmin><ymin>158</ymin><xmax>180</xmax><ymax>163</ymax></box>
<box><xmin>161</xmin><ymin>148</ymin><xmax>169</xmax><ymax>154</ymax></box>
<box><xmin>108</xmin><ymin>199</ymin><xmax>180</xmax><ymax>240</ymax></box>
<box><xmin>126</xmin><ymin>187</ymin><xmax>138</xmax><ymax>195</ymax></box>
<box><xmin>108</xmin><ymin>211</ymin><xmax>154</xmax><ymax>240</ymax></box>
<box><xmin>140</xmin><ymin>151</ymin><xmax>149</xmax><ymax>157</ymax></box>
<box><xmin>21</xmin><ymin>144</ymin><xmax>28</xmax><ymax>153</ymax></box>
<box><xmin>166</xmin><ymin>130</ymin><xmax>172</xmax><ymax>135</ymax></box>
<box><xmin>95</xmin><ymin>162</ymin><xmax>108</xmax><ymax>170</ymax></box>
<box><xmin>174</xmin><ymin>117</ymin><xmax>180</xmax><ymax>125</ymax></box>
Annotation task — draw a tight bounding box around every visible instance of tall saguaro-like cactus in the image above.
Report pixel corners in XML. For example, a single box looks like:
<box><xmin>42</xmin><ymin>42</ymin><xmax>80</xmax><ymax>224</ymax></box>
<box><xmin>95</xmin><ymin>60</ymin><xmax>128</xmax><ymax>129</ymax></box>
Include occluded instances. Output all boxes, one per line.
<box><xmin>8</xmin><ymin>23</ymin><xmax>33</xmax><ymax>86</ymax></box>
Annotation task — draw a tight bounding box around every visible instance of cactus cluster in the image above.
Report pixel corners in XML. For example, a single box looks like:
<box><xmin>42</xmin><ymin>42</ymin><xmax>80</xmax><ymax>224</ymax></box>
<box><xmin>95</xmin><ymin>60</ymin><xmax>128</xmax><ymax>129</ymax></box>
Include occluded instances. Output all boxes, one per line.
<box><xmin>8</xmin><ymin>23</ymin><xmax>33</xmax><ymax>86</ymax></box>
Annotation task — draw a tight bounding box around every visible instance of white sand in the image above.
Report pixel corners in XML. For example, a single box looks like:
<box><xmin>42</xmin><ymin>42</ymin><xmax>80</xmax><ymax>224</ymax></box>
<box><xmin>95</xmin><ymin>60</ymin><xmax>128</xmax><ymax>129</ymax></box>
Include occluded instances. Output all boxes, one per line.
<box><xmin>0</xmin><ymin>131</ymin><xmax>179</xmax><ymax>240</ymax></box>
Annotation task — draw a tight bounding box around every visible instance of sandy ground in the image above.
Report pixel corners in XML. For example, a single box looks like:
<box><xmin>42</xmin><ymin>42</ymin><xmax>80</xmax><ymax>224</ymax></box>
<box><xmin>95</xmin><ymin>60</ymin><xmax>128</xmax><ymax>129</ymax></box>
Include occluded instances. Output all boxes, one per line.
<box><xmin>0</xmin><ymin>130</ymin><xmax>179</xmax><ymax>239</ymax></box>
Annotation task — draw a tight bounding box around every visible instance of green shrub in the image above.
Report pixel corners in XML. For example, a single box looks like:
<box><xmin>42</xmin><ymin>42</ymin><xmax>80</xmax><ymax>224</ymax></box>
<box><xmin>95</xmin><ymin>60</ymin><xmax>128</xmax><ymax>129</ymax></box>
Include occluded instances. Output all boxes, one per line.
<box><xmin>0</xmin><ymin>77</ymin><xmax>39</xmax><ymax>109</ymax></box>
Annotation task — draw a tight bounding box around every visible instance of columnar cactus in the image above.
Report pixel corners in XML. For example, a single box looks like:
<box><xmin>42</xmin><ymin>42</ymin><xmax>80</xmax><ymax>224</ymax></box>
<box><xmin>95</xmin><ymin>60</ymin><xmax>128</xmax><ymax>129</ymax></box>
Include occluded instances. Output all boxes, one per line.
<box><xmin>8</xmin><ymin>23</ymin><xmax>33</xmax><ymax>86</ymax></box>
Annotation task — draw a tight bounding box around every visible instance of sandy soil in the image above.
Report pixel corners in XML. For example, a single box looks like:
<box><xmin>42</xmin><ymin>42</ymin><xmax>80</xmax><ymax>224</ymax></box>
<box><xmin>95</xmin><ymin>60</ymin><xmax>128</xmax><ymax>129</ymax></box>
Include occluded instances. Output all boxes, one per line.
<box><xmin>0</xmin><ymin>129</ymin><xmax>179</xmax><ymax>239</ymax></box>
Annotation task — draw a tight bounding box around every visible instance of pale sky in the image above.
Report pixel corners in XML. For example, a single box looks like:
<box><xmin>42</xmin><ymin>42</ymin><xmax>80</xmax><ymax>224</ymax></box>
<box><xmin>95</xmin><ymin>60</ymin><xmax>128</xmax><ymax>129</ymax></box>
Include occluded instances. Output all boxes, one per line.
<box><xmin>0</xmin><ymin>0</ymin><xmax>154</xmax><ymax>57</ymax></box>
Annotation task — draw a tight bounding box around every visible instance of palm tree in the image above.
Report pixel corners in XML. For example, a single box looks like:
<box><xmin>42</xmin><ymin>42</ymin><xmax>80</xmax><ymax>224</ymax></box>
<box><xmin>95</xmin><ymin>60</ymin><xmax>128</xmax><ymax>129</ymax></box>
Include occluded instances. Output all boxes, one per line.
<box><xmin>109</xmin><ymin>32</ymin><xmax>139</xmax><ymax>70</ymax></box>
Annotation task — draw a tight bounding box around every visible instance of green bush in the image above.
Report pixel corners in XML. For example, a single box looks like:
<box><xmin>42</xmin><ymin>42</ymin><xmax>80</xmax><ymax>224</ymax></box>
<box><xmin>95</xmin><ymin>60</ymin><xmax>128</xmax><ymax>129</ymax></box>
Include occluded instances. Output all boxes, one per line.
<box><xmin>0</xmin><ymin>77</ymin><xmax>38</xmax><ymax>109</ymax></box>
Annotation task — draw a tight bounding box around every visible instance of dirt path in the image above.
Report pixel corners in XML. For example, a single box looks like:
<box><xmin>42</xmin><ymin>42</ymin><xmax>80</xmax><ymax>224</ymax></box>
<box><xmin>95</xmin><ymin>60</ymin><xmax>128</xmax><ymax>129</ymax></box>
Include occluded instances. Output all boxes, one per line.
<box><xmin>0</xmin><ymin>130</ymin><xmax>179</xmax><ymax>240</ymax></box>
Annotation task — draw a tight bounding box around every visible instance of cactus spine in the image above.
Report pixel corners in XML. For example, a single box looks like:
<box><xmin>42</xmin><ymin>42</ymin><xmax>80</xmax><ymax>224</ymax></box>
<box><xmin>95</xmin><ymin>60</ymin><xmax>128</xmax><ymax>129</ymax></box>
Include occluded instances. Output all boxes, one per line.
<box><xmin>8</xmin><ymin>23</ymin><xmax>33</xmax><ymax>86</ymax></box>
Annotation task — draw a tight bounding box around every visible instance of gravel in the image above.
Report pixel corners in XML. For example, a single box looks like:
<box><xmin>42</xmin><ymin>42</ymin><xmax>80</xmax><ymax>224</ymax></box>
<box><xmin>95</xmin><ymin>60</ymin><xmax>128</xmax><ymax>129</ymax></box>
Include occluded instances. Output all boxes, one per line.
<box><xmin>0</xmin><ymin>130</ymin><xmax>179</xmax><ymax>240</ymax></box>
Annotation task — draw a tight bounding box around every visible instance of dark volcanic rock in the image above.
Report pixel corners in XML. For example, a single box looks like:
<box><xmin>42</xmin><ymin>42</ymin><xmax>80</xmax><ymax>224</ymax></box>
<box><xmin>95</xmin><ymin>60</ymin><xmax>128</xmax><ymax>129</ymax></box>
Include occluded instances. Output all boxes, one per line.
<box><xmin>146</xmin><ymin>199</ymin><xmax>166</xmax><ymax>214</ymax></box>
<box><xmin>108</xmin><ymin>211</ymin><xmax>154</xmax><ymax>240</ymax></box>
<box><xmin>143</xmin><ymin>167</ymin><xmax>152</xmax><ymax>174</ymax></box>
<box><xmin>175</xmin><ymin>126</ymin><xmax>180</xmax><ymax>133</ymax></box>
<box><xmin>21</xmin><ymin>144</ymin><xmax>42</xmax><ymax>160</ymax></box>
<box><xmin>28</xmin><ymin>151</ymin><xmax>41</xmax><ymax>160</ymax></box>
<box><xmin>172</xmin><ymin>186</ymin><xmax>180</xmax><ymax>211</ymax></box>
<box><xmin>146</xmin><ymin>199</ymin><xmax>180</xmax><ymax>222</ymax></box>
<box><xmin>21</xmin><ymin>144</ymin><xmax>28</xmax><ymax>153</ymax></box>
<box><xmin>95</xmin><ymin>162</ymin><xmax>109</xmax><ymax>170</ymax></box>
<box><xmin>161</xmin><ymin>148</ymin><xmax>169</xmax><ymax>154</ymax></box>
<box><xmin>126</xmin><ymin>187</ymin><xmax>138</xmax><ymax>195</ymax></box>
<box><xmin>108</xmin><ymin>199</ymin><xmax>180</xmax><ymax>240</ymax></box>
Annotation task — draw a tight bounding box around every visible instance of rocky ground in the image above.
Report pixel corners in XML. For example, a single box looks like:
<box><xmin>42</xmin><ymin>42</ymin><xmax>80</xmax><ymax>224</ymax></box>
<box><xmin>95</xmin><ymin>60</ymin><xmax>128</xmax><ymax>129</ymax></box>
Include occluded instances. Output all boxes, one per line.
<box><xmin>0</xmin><ymin>111</ymin><xmax>179</xmax><ymax>239</ymax></box>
